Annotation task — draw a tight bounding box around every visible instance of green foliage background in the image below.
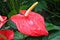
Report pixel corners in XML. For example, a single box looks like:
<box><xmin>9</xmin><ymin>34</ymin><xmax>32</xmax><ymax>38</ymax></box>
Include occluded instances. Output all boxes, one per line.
<box><xmin>0</xmin><ymin>0</ymin><xmax>60</xmax><ymax>40</ymax></box>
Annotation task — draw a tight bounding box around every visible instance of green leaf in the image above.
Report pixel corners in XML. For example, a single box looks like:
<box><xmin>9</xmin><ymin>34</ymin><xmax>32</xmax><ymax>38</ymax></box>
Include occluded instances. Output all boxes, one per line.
<box><xmin>46</xmin><ymin>23</ymin><xmax>60</xmax><ymax>31</ymax></box>
<box><xmin>53</xmin><ymin>0</ymin><xmax>60</xmax><ymax>2</ymax></box>
<box><xmin>42</xmin><ymin>36</ymin><xmax>48</xmax><ymax>40</ymax></box>
<box><xmin>25</xmin><ymin>36</ymin><xmax>42</xmax><ymax>40</ymax></box>
<box><xmin>48</xmin><ymin>31</ymin><xmax>60</xmax><ymax>40</ymax></box>
<box><xmin>25</xmin><ymin>36</ymin><xmax>48</xmax><ymax>40</ymax></box>
<box><xmin>20</xmin><ymin>5</ymin><xmax>27</xmax><ymax>10</ymax></box>
<box><xmin>8</xmin><ymin>10</ymin><xmax>17</xmax><ymax>18</ymax></box>
<box><xmin>34</xmin><ymin>1</ymin><xmax>48</xmax><ymax>12</ymax></box>
<box><xmin>14</xmin><ymin>31</ymin><xmax>27</xmax><ymax>40</ymax></box>
<box><xmin>7</xmin><ymin>20</ymin><xmax>17</xmax><ymax>29</ymax></box>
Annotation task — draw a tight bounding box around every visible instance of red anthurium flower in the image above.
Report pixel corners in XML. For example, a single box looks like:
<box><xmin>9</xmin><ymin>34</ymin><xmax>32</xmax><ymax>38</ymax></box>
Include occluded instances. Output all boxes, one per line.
<box><xmin>0</xmin><ymin>30</ymin><xmax>14</xmax><ymax>40</ymax></box>
<box><xmin>11</xmin><ymin>10</ymin><xmax>48</xmax><ymax>36</ymax></box>
<box><xmin>0</xmin><ymin>16</ymin><xmax>7</xmax><ymax>28</ymax></box>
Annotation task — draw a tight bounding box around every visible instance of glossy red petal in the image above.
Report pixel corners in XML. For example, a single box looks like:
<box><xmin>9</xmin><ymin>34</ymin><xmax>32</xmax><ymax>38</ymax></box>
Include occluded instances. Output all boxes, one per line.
<box><xmin>0</xmin><ymin>30</ymin><xmax>14</xmax><ymax>40</ymax></box>
<box><xmin>0</xmin><ymin>16</ymin><xmax>7</xmax><ymax>28</ymax></box>
<box><xmin>11</xmin><ymin>10</ymin><xmax>48</xmax><ymax>36</ymax></box>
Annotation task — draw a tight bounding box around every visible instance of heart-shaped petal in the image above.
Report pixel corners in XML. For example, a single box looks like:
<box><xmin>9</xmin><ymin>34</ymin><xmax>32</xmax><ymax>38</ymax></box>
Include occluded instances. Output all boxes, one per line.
<box><xmin>11</xmin><ymin>10</ymin><xmax>48</xmax><ymax>36</ymax></box>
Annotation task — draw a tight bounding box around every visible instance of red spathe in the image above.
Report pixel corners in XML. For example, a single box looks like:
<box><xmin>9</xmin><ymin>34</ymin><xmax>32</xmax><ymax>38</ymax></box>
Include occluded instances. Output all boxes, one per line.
<box><xmin>0</xmin><ymin>30</ymin><xmax>14</xmax><ymax>40</ymax></box>
<box><xmin>0</xmin><ymin>16</ymin><xmax>7</xmax><ymax>28</ymax></box>
<box><xmin>11</xmin><ymin>10</ymin><xmax>48</xmax><ymax>36</ymax></box>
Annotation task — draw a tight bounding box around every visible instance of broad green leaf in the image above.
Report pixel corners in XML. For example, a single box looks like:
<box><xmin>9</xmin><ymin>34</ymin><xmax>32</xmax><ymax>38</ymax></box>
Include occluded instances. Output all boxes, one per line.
<box><xmin>8</xmin><ymin>10</ymin><xmax>17</xmax><ymax>18</ymax></box>
<box><xmin>14</xmin><ymin>31</ymin><xmax>27</xmax><ymax>40</ymax></box>
<box><xmin>46</xmin><ymin>23</ymin><xmax>60</xmax><ymax>31</ymax></box>
<box><xmin>48</xmin><ymin>31</ymin><xmax>60</xmax><ymax>40</ymax></box>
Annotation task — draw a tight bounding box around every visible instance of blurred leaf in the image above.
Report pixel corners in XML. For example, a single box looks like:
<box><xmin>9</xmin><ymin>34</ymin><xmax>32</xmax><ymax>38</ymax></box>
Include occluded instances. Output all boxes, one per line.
<box><xmin>14</xmin><ymin>31</ymin><xmax>27</xmax><ymax>40</ymax></box>
<box><xmin>46</xmin><ymin>23</ymin><xmax>60</xmax><ymax>31</ymax></box>
<box><xmin>14</xmin><ymin>0</ymin><xmax>20</xmax><ymax>13</ymax></box>
<box><xmin>7</xmin><ymin>20</ymin><xmax>17</xmax><ymax>29</ymax></box>
<box><xmin>20</xmin><ymin>5</ymin><xmax>27</xmax><ymax>10</ymax></box>
<box><xmin>34</xmin><ymin>1</ymin><xmax>48</xmax><ymax>12</ymax></box>
<box><xmin>8</xmin><ymin>10</ymin><xmax>17</xmax><ymax>18</ymax></box>
<box><xmin>21</xmin><ymin>0</ymin><xmax>37</xmax><ymax>6</ymax></box>
<box><xmin>8</xmin><ymin>0</ymin><xmax>15</xmax><ymax>10</ymax></box>
<box><xmin>53</xmin><ymin>0</ymin><xmax>60</xmax><ymax>2</ymax></box>
<box><xmin>48</xmin><ymin>31</ymin><xmax>60</xmax><ymax>40</ymax></box>
<box><xmin>25</xmin><ymin>36</ymin><xmax>42</xmax><ymax>40</ymax></box>
<box><xmin>25</xmin><ymin>36</ymin><xmax>48</xmax><ymax>40</ymax></box>
<box><xmin>42</xmin><ymin>37</ymin><xmax>48</xmax><ymax>40</ymax></box>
